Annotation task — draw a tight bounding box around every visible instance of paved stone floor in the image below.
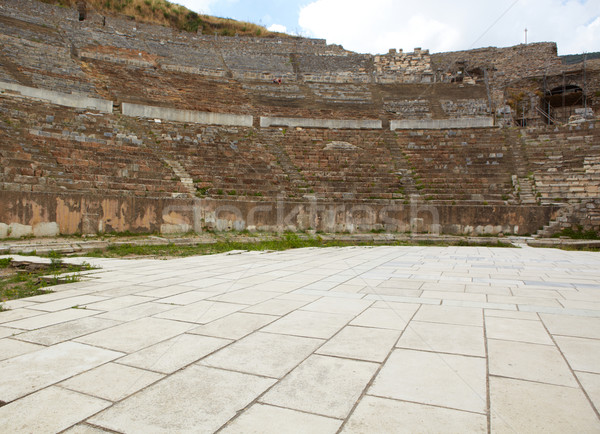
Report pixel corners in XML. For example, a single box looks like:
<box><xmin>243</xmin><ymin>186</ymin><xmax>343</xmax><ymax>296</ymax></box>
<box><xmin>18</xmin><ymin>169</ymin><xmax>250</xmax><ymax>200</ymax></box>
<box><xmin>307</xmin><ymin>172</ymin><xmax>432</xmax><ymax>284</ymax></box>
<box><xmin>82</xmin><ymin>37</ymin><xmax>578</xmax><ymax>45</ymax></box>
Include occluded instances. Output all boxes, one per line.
<box><xmin>1</xmin><ymin>245</ymin><xmax>600</xmax><ymax>433</ymax></box>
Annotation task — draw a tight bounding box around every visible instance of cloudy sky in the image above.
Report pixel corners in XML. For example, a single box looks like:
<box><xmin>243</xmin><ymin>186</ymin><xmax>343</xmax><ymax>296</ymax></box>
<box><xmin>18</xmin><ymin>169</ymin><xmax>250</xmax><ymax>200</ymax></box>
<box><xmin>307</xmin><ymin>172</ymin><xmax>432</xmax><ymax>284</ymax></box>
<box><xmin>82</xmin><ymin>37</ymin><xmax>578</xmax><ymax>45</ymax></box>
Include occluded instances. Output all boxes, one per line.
<box><xmin>172</xmin><ymin>0</ymin><xmax>600</xmax><ymax>55</ymax></box>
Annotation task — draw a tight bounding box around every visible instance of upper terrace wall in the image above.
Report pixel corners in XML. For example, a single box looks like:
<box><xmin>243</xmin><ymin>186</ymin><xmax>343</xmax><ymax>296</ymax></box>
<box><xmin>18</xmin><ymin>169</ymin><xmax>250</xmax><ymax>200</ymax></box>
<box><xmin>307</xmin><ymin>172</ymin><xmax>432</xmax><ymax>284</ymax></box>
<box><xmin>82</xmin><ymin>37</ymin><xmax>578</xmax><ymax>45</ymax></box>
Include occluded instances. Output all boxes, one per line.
<box><xmin>9</xmin><ymin>0</ymin><xmax>584</xmax><ymax>125</ymax></box>
<box><xmin>430</xmin><ymin>43</ymin><xmax>562</xmax><ymax>107</ymax></box>
<box><xmin>2</xmin><ymin>0</ymin><xmax>595</xmax><ymax>113</ymax></box>
<box><xmin>0</xmin><ymin>0</ymin><xmax>451</xmax><ymax>87</ymax></box>
<box><xmin>430</xmin><ymin>43</ymin><xmax>561</xmax><ymax>84</ymax></box>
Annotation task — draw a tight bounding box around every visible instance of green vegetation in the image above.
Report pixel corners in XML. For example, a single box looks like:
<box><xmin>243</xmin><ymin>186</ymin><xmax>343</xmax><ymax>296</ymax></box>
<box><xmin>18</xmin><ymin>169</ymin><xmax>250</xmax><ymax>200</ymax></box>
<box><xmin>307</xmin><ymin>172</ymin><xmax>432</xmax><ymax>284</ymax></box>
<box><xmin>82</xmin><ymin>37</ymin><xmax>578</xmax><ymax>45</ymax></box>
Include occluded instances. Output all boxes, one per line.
<box><xmin>0</xmin><ymin>257</ymin><xmax>94</xmax><ymax>310</ymax></box>
<box><xmin>80</xmin><ymin>233</ymin><xmax>514</xmax><ymax>259</ymax></box>
<box><xmin>552</xmin><ymin>226</ymin><xmax>600</xmax><ymax>240</ymax></box>
<box><xmin>40</xmin><ymin>0</ymin><xmax>286</xmax><ymax>37</ymax></box>
<box><xmin>560</xmin><ymin>52</ymin><xmax>600</xmax><ymax>65</ymax></box>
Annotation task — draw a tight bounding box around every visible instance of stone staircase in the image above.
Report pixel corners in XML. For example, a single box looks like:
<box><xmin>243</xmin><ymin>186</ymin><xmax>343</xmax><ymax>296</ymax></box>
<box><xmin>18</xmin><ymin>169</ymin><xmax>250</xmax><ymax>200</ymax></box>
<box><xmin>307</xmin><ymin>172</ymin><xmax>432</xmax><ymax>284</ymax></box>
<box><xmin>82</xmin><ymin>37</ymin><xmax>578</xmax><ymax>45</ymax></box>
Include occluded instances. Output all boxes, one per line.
<box><xmin>508</xmin><ymin>130</ymin><xmax>538</xmax><ymax>204</ymax></box>
<box><xmin>381</xmin><ymin>130</ymin><xmax>419</xmax><ymax>199</ymax></box>
<box><xmin>264</xmin><ymin>138</ymin><xmax>311</xmax><ymax>197</ymax></box>
<box><xmin>163</xmin><ymin>159</ymin><xmax>195</xmax><ymax>197</ymax></box>
<box><xmin>535</xmin><ymin>203</ymin><xmax>575</xmax><ymax>237</ymax></box>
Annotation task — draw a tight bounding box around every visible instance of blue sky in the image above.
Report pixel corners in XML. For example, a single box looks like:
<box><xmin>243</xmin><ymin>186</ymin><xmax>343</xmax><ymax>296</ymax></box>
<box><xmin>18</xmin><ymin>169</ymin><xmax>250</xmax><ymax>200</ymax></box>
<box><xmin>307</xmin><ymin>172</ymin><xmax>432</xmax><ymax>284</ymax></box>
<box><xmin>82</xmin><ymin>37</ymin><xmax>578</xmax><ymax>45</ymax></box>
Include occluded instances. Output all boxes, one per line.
<box><xmin>172</xmin><ymin>0</ymin><xmax>600</xmax><ymax>55</ymax></box>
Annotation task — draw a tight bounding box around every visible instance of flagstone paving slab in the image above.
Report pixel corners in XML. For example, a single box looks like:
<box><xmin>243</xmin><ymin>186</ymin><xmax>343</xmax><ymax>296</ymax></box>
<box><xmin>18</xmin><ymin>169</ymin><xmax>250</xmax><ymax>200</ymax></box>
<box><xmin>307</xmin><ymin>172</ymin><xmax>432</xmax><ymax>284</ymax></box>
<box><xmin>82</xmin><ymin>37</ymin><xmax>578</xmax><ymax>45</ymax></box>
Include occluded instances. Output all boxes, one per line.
<box><xmin>260</xmin><ymin>354</ymin><xmax>378</xmax><ymax>419</ymax></box>
<box><xmin>485</xmin><ymin>316</ymin><xmax>554</xmax><ymax>345</ymax></box>
<box><xmin>316</xmin><ymin>325</ymin><xmax>400</xmax><ymax>362</ymax></box>
<box><xmin>0</xmin><ymin>299</ymin><xmax>35</xmax><ymax>310</ymax></box>
<box><xmin>201</xmin><ymin>331</ymin><xmax>323</xmax><ymax>378</ymax></box>
<box><xmin>369</xmin><ymin>349</ymin><xmax>487</xmax><ymax>414</ymax></box>
<box><xmin>540</xmin><ymin>313</ymin><xmax>600</xmax><ymax>339</ymax></box>
<box><xmin>342</xmin><ymin>395</ymin><xmax>487</xmax><ymax>433</ymax></box>
<box><xmin>396</xmin><ymin>320</ymin><xmax>485</xmax><ymax>357</ymax></box>
<box><xmin>59</xmin><ymin>362</ymin><xmax>164</xmax><ymax>401</ymax></box>
<box><xmin>62</xmin><ymin>424</ymin><xmax>112</xmax><ymax>433</ymax></box>
<box><xmin>488</xmin><ymin>339</ymin><xmax>578</xmax><ymax>387</ymax></box>
<box><xmin>12</xmin><ymin>317</ymin><xmax>122</xmax><ymax>346</ymax></box>
<box><xmin>75</xmin><ymin>317</ymin><xmax>192</xmax><ymax>353</ymax></box>
<box><xmin>208</xmin><ymin>289</ymin><xmax>280</xmax><ymax>305</ymax></box>
<box><xmin>88</xmin><ymin>364</ymin><xmax>275</xmax><ymax>434</ymax></box>
<box><xmin>0</xmin><ymin>326</ymin><xmax>20</xmax><ymax>339</ymax></box>
<box><xmin>0</xmin><ymin>338</ymin><xmax>44</xmax><ymax>361</ymax></box>
<box><xmin>96</xmin><ymin>301</ymin><xmax>176</xmax><ymax>321</ymax></box>
<box><xmin>3</xmin><ymin>308</ymin><xmax>100</xmax><ymax>330</ymax></box>
<box><xmin>484</xmin><ymin>309</ymin><xmax>539</xmax><ymax>320</ymax></box>
<box><xmin>189</xmin><ymin>312</ymin><xmax>277</xmax><ymax>340</ymax></box>
<box><xmin>118</xmin><ymin>333</ymin><xmax>230</xmax><ymax>373</ymax></box>
<box><xmin>554</xmin><ymin>335</ymin><xmax>600</xmax><ymax>373</ymax></box>
<box><xmin>575</xmin><ymin>371</ymin><xmax>600</xmax><ymax>412</ymax></box>
<box><xmin>348</xmin><ymin>306</ymin><xmax>411</xmax><ymax>330</ymax></box>
<box><xmin>0</xmin><ymin>341</ymin><xmax>123</xmax><ymax>402</ymax></box>
<box><xmin>261</xmin><ymin>310</ymin><xmax>354</xmax><ymax>339</ymax></box>
<box><xmin>411</xmin><ymin>304</ymin><xmax>483</xmax><ymax>326</ymax></box>
<box><xmin>155</xmin><ymin>290</ymin><xmax>223</xmax><ymax>305</ymax></box>
<box><xmin>220</xmin><ymin>403</ymin><xmax>342</xmax><ymax>434</ymax></box>
<box><xmin>241</xmin><ymin>298</ymin><xmax>310</xmax><ymax>316</ymax></box>
<box><xmin>29</xmin><ymin>295</ymin><xmax>108</xmax><ymax>312</ymax></box>
<box><xmin>490</xmin><ymin>376</ymin><xmax>600</xmax><ymax>433</ymax></box>
<box><xmin>299</xmin><ymin>297</ymin><xmax>373</xmax><ymax>316</ymax></box>
<box><xmin>0</xmin><ymin>387</ymin><xmax>111</xmax><ymax>434</ymax></box>
<box><xmin>154</xmin><ymin>300</ymin><xmax>246</xmax><ymax>324</ymax></box>
<box><xmin>82</xmin><ymin>295</ymin><xmax>153</xmax><ymax>311</ymax></box>
<box><xmin>21</xmin><ymin>289</ymin><xmax>94</xmax><ymax>303</ymax></box>
<box><xmin>0</xmin><ymin>308</ymin><xmax>45</xmax><ymax>324</ymax></box>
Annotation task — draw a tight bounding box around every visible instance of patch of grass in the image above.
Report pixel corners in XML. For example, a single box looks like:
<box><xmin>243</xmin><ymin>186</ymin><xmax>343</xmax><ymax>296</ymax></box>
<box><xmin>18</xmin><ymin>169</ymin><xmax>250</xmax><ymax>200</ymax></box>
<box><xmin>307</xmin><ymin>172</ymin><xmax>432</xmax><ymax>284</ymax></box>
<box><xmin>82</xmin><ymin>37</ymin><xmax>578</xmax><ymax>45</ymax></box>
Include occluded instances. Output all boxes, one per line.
<box><xmin>551</xmin><ymin>244</ymin><xmax>600</xmax><ymax>252</ymax></box>
<box><xmin>552</xmin><ymin>226</ymin><xmax>600</xmax><ymax>240</ymax></box>
<box><xmin>0</xmin><ymin>259</ymin><xmax>95</xmax><ymax>307</ymax></box>
<box><xmin>81</xmin><ymin>234</ymin><xmax>515</xmax><ymax>259</ymax></box>
<box><xmin>40</xmin><ymin>0</ymin><xmax>284</xmax><ymax>37</ymax></box>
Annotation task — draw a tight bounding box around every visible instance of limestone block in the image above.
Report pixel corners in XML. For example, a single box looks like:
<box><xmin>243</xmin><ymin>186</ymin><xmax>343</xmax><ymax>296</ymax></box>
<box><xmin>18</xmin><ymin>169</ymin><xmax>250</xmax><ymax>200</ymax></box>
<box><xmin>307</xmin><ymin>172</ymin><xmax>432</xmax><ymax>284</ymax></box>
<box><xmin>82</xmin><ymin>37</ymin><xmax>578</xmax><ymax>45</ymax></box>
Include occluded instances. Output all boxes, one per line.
<box><xmin>0</xmin><ymin>223</ymin><xmax>8</xmax><ymax>239</ymax></box>
<box><xmin>160</xmin><ymin>224</ymin><xmax>192</xmax><ymax>234</ymax></box>
<box><xmin>8</xmin><ymin>223</ymin><xmax>33</xmax><ymax>238</ymax></box>
<box><xmin>33</xmin><ymin>222</ymin><xmax>60</xmax><ymax>237</ymax></box>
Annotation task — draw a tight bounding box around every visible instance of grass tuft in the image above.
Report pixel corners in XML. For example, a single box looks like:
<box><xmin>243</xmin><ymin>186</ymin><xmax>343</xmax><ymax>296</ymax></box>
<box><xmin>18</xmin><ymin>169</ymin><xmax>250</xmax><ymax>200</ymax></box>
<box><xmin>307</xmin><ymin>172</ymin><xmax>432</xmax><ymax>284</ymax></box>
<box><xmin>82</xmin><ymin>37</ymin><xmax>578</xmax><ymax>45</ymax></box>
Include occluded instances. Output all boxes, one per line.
<box><xmin>0</xmin><ymin>259</ymin><xmax>95</xmax><ymax>307</ymax></box>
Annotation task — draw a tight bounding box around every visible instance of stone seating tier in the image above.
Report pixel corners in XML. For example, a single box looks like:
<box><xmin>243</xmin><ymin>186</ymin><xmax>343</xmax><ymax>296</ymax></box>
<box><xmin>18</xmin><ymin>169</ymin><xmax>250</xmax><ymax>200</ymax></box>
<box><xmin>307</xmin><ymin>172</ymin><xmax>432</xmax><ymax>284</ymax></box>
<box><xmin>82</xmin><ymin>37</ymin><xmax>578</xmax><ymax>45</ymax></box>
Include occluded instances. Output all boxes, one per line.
<box><xmin>1</xmin><ymin>93</ymin><xmax>599</xmax><ymax>207</ymax></box>
<box><xmin>398</xmin><ymin>129</ymin><xmax>516</xmax><ymax>202</ymax></box>
<box><xmin>0</xmin><ymin>97</ymin><xmax>187</xmax><ymax>198</ymax></box>
<box><xmin>521</xmin><ymin>126</ymin><xmax>600</xmax><ymax>202</ymax></box>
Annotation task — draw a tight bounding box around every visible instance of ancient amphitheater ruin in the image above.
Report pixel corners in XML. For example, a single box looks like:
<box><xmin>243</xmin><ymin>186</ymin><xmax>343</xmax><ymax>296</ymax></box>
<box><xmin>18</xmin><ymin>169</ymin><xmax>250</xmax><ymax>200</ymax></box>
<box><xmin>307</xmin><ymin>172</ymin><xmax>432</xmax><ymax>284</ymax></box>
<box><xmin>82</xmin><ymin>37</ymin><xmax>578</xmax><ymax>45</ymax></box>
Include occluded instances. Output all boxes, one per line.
<box><xmin>1</xmin><ymin>0</ymin><xmax>599</xmax><ymax>239</ymax></box>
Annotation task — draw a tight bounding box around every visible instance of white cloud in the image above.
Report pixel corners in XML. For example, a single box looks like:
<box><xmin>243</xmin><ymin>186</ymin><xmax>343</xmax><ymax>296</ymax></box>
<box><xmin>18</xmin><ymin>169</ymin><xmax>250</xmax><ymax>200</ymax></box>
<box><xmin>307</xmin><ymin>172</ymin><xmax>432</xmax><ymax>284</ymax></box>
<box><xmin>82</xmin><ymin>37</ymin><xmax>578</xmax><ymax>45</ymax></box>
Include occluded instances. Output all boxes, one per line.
<box><xmin>268</xmin><ymin>23</ymin><xmax>288</xmax><ymax>33</ymax></box>
<box><xmin>298</xmin><ymin>0</ymin><xmax>600</xmax><ymax>55</ymax></box>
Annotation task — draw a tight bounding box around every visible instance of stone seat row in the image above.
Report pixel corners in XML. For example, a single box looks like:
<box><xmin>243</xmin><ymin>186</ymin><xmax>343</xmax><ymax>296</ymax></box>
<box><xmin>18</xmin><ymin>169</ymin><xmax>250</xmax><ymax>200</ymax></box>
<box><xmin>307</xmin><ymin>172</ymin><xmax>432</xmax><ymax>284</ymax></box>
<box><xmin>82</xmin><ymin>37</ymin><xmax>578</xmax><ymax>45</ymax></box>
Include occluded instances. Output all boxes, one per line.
<box><xmin>2</xmin><ymin>90</ymin><xmax>597</xmax><ymax>204</ymax></box>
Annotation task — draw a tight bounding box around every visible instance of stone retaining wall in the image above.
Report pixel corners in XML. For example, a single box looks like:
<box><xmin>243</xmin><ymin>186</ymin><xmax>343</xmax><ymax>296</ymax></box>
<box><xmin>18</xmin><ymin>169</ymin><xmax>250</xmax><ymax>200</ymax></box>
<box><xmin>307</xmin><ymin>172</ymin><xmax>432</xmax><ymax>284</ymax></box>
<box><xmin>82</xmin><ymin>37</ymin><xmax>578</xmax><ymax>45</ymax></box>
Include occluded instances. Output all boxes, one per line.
<box><xmin>122</xmin><ymin>102</ymin><xmax>253</xmax><ymax>127</ymax></box>
<box><xmin>391</xmin><ymin>117</ymin><xmax>494</xmax><ymax>129</ymax></box>
<box><xmin>260</xmin><ymin>116</ymin><xmax>382</xmax><ymax>129</ymax></box>
<box><xmin>0</xmin><ymin>81</ymin><xmax>113</xmax><ymax>113</ymax></box>
<box><xmin>0</xmin><ymin>191</ymin><xmax>556</xmax><ymax>237</ymax></box>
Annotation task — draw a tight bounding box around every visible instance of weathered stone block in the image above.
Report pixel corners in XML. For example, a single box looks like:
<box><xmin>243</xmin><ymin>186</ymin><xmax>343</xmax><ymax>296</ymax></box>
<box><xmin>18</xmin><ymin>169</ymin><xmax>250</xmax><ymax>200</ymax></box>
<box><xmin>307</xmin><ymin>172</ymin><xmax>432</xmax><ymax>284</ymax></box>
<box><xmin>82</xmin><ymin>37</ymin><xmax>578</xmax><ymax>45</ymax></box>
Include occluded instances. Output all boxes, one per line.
<box><xmin>160</xmin><ymin>224</ymin><xmax>192</xmax><ymax>234</ymax></box>
<box><xmin>8</xmin><ymin>223</ymin><xmax>33</xmax><ymax>238</ymax></box>
<box><xmin>33</xmin><ymin>222</ymin><xmax>60</xmax><ymax>237</ymax></box>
